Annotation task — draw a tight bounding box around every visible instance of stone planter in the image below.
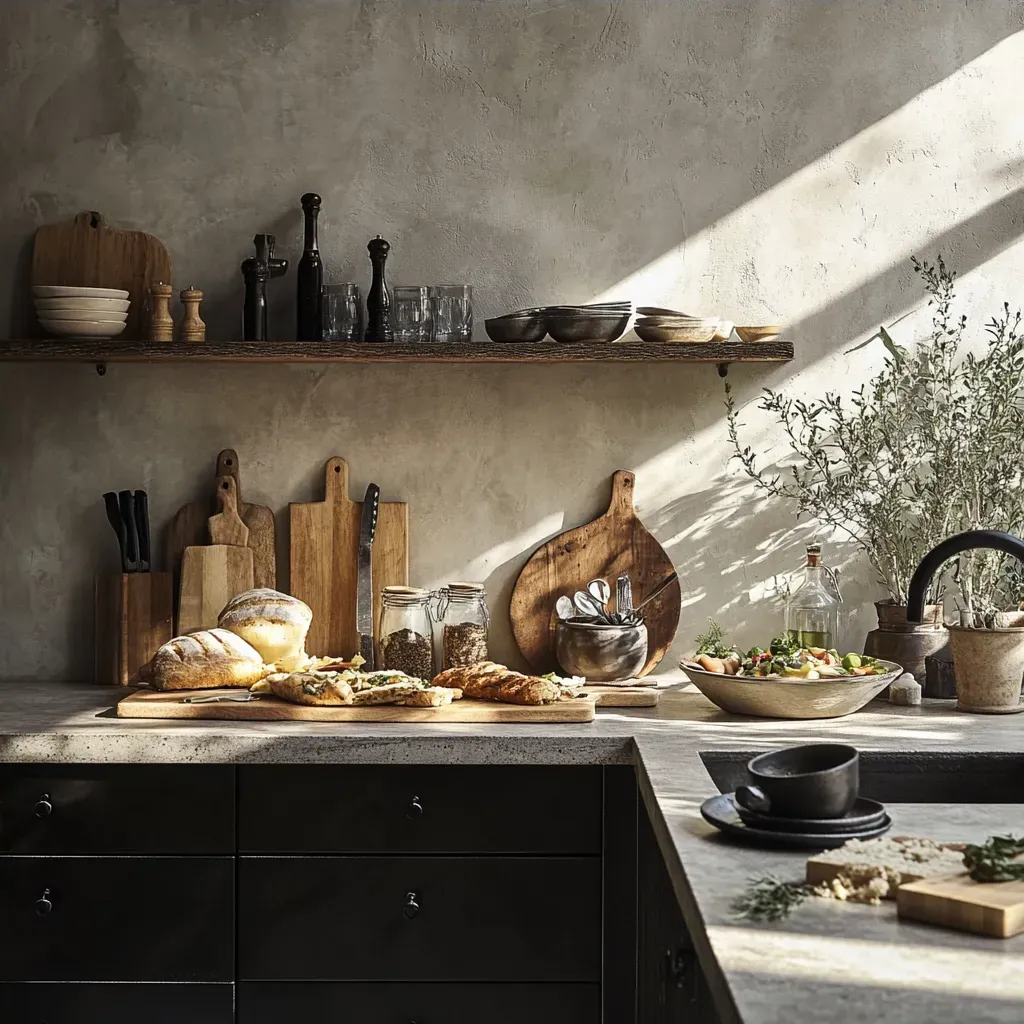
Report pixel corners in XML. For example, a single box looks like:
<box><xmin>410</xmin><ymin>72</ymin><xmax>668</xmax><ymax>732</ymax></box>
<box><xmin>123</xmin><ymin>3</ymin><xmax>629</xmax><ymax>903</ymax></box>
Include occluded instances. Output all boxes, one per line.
<box><xmin>864</xmin><ymin>601</ymin><xmax>948</xmax><ymax>683</ymax></box>
<box><xmin>947</xmin><ymin>624</ymin><xmax>1024</xmax><ymax>713</ymax></box>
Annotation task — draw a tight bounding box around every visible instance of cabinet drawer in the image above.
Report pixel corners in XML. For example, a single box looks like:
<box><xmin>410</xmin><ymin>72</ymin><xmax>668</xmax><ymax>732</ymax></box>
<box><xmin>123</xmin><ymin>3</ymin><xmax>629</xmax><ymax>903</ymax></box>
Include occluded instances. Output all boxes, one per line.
<box><xmin>0</xmin><ymin>765</ymin><xmax>234</xmax><ymax>854</ymax></box>
<box><xmin>238</xmin><ymin>765</ymin><xmax>601</xmax><ymax>853</ymax></box>
<box><xmin>0</xmin><ymin>982</ymin><xmax>233</xmax><ymax>1023</ymax></box>
<box><xmin>238</xmin><ymin>981</ymin><xmax>599</xmax><ymax>1022</ymax></box>
<box><xmin>0</xmin><ymin>857</ymin><xmax>233</xmax><ymax>981</ymax></box>
<box><xmin>238</xmin><ymin>855</ymin><xmax>601</xmax><ymax>981</ymax></box>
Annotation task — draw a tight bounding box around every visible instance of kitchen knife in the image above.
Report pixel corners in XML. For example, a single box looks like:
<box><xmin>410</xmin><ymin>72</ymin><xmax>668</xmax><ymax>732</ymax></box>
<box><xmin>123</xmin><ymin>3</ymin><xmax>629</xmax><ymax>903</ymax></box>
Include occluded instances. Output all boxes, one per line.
<box><xmin>118</xmin><ymin>490</ymin><xmax>139</xmax><ymax>573</ymax></box>
<box><xmin>102</xmin><ymin>492</ymin><xmax>128</xmax><ymax>573</ymax></box>
<box><xmin>356</xmin><ymin>483</ymin><xmax>381</xmax><ymax>670</ymax></box>
<box><xmin>134</xmin><ymin>490</ymin><xmax>151</xmax><ymax>572</ymax></box>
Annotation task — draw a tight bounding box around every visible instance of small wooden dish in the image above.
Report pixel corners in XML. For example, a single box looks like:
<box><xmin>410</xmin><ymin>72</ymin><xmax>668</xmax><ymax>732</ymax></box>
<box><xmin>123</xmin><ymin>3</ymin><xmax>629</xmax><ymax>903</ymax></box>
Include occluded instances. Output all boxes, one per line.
<box><xmin>736</xmin><ymin>325</ymin><xmax>783</xmax><ymax>343</ymax></box>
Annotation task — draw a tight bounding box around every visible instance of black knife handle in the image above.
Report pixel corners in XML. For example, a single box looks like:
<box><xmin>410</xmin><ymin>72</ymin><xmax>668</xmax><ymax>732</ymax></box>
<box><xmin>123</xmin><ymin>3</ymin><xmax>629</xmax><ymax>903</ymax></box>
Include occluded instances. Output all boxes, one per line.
<box><xmin>134</xmin><ymin>491</ymin><xmax>150</xmax><ymax>572</ymax></box>
<box><xmin>118</xmin><ymin>491</ymin><xmax>138</xmax><ymax>572</ymax></box>
<box><xmin>103</xmin><ymin>492</ymin><xmax>128</xmax><ymax>574</ymax></box>
<box><xmin>365</xmin><ymin>484</ymin><xmax>380</xmax><ymax>544</ymax></box>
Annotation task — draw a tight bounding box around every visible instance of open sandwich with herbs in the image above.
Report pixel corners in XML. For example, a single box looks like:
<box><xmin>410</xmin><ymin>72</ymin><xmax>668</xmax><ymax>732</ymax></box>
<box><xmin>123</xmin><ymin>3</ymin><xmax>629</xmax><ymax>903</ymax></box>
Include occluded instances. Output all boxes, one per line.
<box><xmin>687</xmin><ymin>621</ymin><xmax>887</xmax><ymax>680</ymax></box>
<box><xmin>256</xmin><ymin>658</ymin><xmax>586</xmax><ymax>708</ymax></box>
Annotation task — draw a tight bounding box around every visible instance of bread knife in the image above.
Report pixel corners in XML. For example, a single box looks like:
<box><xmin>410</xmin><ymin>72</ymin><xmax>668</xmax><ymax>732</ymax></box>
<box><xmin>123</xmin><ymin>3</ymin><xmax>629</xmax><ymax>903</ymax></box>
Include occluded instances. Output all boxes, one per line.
<box><xmin>356</xmin><ymin>483</ymin><xmax>381</xmax><ymax>669</ymax></box>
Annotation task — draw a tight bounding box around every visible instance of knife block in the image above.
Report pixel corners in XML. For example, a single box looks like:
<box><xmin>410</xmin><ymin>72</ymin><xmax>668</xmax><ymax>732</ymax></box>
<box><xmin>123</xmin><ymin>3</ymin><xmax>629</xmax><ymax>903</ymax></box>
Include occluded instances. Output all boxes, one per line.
<box><xmin>95</xmin><ymin>573</ymin><xmax>174</xmax><ymax>686</ymax></box>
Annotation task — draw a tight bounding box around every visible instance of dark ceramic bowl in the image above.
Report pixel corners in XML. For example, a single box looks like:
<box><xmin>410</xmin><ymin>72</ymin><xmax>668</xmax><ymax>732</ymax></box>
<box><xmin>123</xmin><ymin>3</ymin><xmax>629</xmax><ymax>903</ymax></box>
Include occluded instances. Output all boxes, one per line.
<box><xmin>556</xmin><ymin>621</ymin><xmax>648</xmax><ymax>681</ymax></box>
<box><xmin>546</xmin><ymin>313</ymin><xmax>631</xmax><ymax>343</ymax></box>
<box><xmin>736</xmin><ymin>743</ymin><xmax>860</xmax><ymax>820</ymax></box>
<box><xmin>485</xmin><ymin>316</ymin><xmax>547</xmax><ymax>343</ymax></box>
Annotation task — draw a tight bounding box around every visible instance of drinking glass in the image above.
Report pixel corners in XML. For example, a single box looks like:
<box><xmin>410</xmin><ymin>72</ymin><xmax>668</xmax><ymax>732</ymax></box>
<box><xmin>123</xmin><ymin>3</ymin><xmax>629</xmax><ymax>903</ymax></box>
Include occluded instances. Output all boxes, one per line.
<box><xmin>322</xmin><ymin>284</ymin><xmax>363</xmax><ymax>342</ymax></box>
<box><xmin>430</xmin><ymin>285</ymin><xmax>473</xmax><ymax>343</ymax></box>
<box><xmin>393</xmin><ymin>286</ymin><xmax>433</xmax><ymax>343</ymax></box>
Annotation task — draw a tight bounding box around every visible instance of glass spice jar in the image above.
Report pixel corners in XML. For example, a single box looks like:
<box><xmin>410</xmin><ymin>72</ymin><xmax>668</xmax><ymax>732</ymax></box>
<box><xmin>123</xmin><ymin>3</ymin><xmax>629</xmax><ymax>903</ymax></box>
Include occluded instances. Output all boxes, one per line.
<box><xmin>379</xmin><ymin>586</ymin><xmax>435</xmax><ymax>679</ymax></box>
<box><xmin>436</xmin><ymin>582</ymin><xmax>490</xmax><ymax>669</ymax></box>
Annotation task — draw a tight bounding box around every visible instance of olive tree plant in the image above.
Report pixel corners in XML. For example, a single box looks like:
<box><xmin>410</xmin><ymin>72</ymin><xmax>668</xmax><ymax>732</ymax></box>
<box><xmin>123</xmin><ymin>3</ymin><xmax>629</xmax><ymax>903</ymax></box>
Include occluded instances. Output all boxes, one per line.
<box><xmin>726</xmin><ymin>257</ymin><xmax>1024</xmax><ymax>617</ymax></box>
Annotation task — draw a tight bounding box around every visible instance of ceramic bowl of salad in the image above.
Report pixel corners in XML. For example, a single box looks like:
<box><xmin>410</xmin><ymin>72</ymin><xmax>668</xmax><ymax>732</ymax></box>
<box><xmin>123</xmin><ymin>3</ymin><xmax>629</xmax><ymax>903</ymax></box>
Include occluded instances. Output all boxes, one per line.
<box><xmin>679</xmin><ymin>633</ymin><xmax>903</xmax><ymax>719</ymax></box>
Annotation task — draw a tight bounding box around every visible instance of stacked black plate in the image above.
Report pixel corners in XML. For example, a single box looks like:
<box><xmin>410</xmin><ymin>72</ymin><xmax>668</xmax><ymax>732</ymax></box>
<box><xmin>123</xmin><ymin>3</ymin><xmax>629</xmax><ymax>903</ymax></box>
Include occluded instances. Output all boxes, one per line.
<box><xmin>485</xmin><ymin>302</ymin><xmax>632</xmax><ymax>343</ymax></box>
<box><xmin>700</xmin><ymin>793</ymin><xmax>891</xmax><ymax>849</ymax></box>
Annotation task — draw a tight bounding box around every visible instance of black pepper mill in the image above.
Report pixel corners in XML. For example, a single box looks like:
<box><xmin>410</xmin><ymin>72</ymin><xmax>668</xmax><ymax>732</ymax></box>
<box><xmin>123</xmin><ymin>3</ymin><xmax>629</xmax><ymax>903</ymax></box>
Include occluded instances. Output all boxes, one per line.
<box><xmin>364</xmin><ymin>235</ymin><xmax>393</xmax><ymax>342</ymax></box>
<box><xmin>297</xmin><ymin>193</ymin><xmax>324</xmax><ymax>341</ymax></box>
<box><xmin>242</xmin><ymin>234</ymin><xmax>288</xmax><ymax>341</ymax></box>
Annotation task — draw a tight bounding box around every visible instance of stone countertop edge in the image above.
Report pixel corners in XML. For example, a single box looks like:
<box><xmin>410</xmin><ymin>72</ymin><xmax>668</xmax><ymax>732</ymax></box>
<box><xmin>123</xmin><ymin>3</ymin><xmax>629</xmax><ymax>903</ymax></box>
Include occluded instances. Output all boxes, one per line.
<box><xmin>2</xmin><ymin>679</ymin><xmax>1024</xmax><ymax>1024</ymax></box>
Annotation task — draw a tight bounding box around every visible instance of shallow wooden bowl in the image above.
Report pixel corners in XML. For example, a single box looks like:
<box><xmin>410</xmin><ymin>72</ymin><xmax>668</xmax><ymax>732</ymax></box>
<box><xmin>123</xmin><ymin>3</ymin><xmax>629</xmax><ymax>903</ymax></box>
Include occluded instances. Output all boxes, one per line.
<box><xmin>735</xmin><ymin>325</ymin><xmax>783</xmax><ymax>343</ymax></box>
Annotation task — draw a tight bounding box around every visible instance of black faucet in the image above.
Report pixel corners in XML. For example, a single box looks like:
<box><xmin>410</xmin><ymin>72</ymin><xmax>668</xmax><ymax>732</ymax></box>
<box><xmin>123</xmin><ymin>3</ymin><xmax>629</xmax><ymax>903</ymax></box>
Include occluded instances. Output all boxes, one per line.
<box><xmin>906</xmin><ymin>530</ymin><xmax>1024</xmax><ymax>622</ymax></box>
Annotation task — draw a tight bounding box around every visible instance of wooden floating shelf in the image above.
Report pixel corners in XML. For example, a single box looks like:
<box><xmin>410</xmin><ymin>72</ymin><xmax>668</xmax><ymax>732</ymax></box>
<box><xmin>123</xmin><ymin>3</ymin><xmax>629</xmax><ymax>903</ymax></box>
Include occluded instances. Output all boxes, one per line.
<box><xmin>0</xmin><ymin>338</ymin><xmax>793</xmax><ymax>365</ymax></box>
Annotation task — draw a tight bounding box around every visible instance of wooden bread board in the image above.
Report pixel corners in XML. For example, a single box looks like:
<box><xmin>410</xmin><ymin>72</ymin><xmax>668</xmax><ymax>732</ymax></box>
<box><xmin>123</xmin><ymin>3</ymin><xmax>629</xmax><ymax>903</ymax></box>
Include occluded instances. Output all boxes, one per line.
<box><xmin>585</xmin><ymin>684</ymin><xmax>659</xmax><ymax>707</ymax></box>
<box><xmin>117</xmin><ymin>688</ymin><xmax>597</xmax><ymax>723</ymax></box>
<box><xmin>510</xmin><ymin>471</ymin><xmax>680</xmax><ymax>677</ymax></box>
<box><xmin>290</xmin><ymin>457</ymin><xmax>408</xmax><ymax>658</ymax></box>
<box><xmin>898</xmin><ymin>873</ymin><xmax>1024</xmax><ymax>938</ymax></box>
<box><xmin>32</xmin><ymin>211</ymin><xmax>172</xmax><ymax>341</ymax></box>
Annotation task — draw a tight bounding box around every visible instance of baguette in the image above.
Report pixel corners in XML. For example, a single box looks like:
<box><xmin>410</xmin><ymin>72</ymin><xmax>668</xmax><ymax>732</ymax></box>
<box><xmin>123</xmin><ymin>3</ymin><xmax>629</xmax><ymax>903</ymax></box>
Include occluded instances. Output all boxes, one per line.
<box><xmin>432</xmin><ymin>661</ymin><xmax>565</xmax><ymax>705</ymax></box>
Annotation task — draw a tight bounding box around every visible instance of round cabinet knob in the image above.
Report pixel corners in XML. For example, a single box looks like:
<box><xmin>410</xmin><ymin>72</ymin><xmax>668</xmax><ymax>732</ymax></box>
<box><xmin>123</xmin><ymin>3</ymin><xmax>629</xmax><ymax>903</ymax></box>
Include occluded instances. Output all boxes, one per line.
<box><xmin>35</xmin><ymin>888</ymin><xmax>53</xmax><ymax>917</ymax></box>
<box><xmin>33</xmin><ymin>795</ymin><xmax>53</xmax><ymax>818</ymax></box>
<box><xmin>406</xmin><ymin>795</ymin><xmax>424</xmax><ymax>819</ymax></box>
<box><xmin>403</xmin><ymin>891</ymin><xmax>420</xmax><ymax>919</ymax></box>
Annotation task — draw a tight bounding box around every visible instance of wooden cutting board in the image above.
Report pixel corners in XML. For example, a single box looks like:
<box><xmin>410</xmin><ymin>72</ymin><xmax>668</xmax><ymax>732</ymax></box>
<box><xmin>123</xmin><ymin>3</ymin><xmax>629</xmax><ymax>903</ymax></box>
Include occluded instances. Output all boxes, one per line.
<box><xmin>289</xmin><ymin>457</ymin><xmax>409</xmax><ymax>658</ymax></box>
<box><xmin>117</xmin><ymin>688</ymin><xmax>596</xmax><ymax>723</ymax></box>
<box><xmin>898</xmin><ymin>872</ymin><xmax>1024</xmax><ymax>938</ymax></box>
<box><xmin>510</xmin><ymin>471</ymin><xmax>680</xmax><ymax>677</ymax></box>
<box><xmin>167</xmin><ymin>450</ymin><xmax>277</xmax><ymax>592</ymax></box>
<box><xmin>178</xmin><ymin>545</ymin><xmax>255</xmax><ymax>634</ymax></box>
<box><xmin>585</xmin><ymin>684</ymin><xmax>660</xmax><ymax>708</ymax></box>
<box><xmin>32</xmin><ymin>211</ymin><xmax>172</xmax><ymax>341</ymax></box>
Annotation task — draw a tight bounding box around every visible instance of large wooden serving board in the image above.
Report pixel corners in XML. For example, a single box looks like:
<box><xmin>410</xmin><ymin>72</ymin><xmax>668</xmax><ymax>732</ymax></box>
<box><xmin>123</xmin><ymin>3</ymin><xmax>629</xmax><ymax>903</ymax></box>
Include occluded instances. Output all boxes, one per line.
<box><xmin>32</xmin><ymin>211</ymin><xmax>172</xmax><ymax>341</ymax></box>
<box><xmin>290</xmin><ymin>457</ymin><xmax>408</xmax><ymax>658</ymax></box>
<box><xmin>118</xmin><ymin>688</ymin><xmax>596</xmax><ymax>723</ymax></box>
<box><xmin>510</xmin><ymin>471</ymin><xmax>681</xmax><ymax>677</ymax></box>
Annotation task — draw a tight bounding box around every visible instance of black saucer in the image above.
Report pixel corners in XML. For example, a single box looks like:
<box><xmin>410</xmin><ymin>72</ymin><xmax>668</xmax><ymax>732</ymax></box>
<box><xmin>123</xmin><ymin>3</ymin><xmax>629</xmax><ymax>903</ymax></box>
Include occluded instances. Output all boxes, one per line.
<box><xmin>700</xmin><ymin>794</ymin><xmax>891</xmax><ymax>850</ymax></box>
<box><xmin>734</xmin><ymin>795</ymin><xmax>887</xmax><ymax>835</ymax></box>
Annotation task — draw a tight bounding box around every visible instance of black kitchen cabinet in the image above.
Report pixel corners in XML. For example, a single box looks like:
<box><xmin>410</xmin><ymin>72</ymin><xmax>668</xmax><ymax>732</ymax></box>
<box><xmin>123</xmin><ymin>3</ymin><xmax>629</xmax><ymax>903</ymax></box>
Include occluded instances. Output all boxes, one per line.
<box><xmin>0</xmin><ymin>982</ymin><xmax>233</xmax><ymax>1023</ymax></box>
<box><xmin>0</xmin><ymin>765</ymin><xmax>234</xmax><ymax>854</ymax></box>
<box><xmin>0</xmin><ymin>762</ymin><xmax>655</xmax><ymax>1023</ymax></box>
<box><xmin>0</xmin><ymin>856</ymin><xmax>234</xmax><ymax>981</ymax></box>
<box><xmin>237</xmin><ymin>981</ymin><xmax>600</xmax><ymax>1022</ymax></box>
<box><xmin>239</xmin><ymin>855</ymin><xmax>602</xmax><ymax>981</ymax></box>
<box><xmin>238</xmin><ymin>764</ymin><xmax>602</xmax><ymax>854</ymax></box>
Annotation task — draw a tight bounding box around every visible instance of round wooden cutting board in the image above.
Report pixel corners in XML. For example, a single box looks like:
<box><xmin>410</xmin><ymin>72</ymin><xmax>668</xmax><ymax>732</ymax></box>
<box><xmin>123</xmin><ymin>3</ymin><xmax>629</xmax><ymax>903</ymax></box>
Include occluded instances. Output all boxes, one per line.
<box><xmin>509</xmin><ymin>471</ymin><xmax>681</xmax><ymax>677</ymax></box>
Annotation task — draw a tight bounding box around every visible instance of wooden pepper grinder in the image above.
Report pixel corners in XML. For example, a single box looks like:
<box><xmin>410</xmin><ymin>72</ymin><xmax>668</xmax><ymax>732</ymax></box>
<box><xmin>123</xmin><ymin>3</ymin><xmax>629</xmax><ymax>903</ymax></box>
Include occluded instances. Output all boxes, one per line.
<box><xmin>149</xmin><ymin>282</ymin><xmax>174</xmax><ymax>342</ymax></box>
<box><xmin>178</xmin><ymin>286</ymin><xmax>206</xmax><ymax>342</ymax></box>
<box><xmin>364</xmin><ymin>235</ymin><xmax>393</xmax><ymax>342</ymax></box>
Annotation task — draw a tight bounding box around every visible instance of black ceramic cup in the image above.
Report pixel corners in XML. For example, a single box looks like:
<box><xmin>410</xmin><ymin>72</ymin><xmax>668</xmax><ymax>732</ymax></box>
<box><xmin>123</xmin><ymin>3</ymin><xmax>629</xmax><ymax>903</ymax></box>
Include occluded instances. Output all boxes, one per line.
<box><xmin>734</xmin><ymin>743</ymin><xmax>859</xmax><ymax>820</ymax></box>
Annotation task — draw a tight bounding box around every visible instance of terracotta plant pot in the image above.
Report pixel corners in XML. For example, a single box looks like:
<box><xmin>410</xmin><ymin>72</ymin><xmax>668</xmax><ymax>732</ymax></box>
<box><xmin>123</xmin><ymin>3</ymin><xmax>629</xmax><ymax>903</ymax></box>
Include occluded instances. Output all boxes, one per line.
<box><xmin>947</xmin><ymin>625</ymin><xmax>1024</xmax><ymax>714</ymax></box>
<box><xmin>863</xmin><ymin>601</ymin><xmax>948</xmax><ymax>684</ymax></box>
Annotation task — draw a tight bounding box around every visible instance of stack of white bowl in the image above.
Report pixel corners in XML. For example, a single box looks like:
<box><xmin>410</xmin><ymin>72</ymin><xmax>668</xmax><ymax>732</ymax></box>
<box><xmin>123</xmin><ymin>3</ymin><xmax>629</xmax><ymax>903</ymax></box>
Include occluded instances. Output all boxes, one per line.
<box><xmin>34</xmin><ymin>286</ymin><xmax>131</xmax><ymax>338</ymax></box>
<box><xmin>633</xmin><ymin>306</ymin><xmax>731</xmax><ymax>344</ymax></box>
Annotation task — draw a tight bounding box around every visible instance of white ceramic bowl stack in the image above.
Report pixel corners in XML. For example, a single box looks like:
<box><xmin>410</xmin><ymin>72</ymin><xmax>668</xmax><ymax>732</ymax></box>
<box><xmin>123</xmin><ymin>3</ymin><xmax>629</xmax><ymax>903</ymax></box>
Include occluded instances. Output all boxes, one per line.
<box><xmin>34</xmin><ymin>285</ymin><xmax>131</xmax><ymax>338</ymax></box>
<box><xmin>633</xmin><ymin>306</ymin><xmax>731</xmax><ymax>344</ymax></box>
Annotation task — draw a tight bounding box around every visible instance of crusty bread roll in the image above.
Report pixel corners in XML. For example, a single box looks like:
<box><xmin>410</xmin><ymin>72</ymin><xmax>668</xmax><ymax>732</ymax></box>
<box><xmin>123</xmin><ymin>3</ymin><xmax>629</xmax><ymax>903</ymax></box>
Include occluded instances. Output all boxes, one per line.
<box><xmin>217</xmin><ymin>589</ymin><xmax>313</xmax><ymax>670</ymax></box>
<box><xmin>141</xmin><ymin>629</ymin><xmax>268</xmax><ymax>691</ymax></box>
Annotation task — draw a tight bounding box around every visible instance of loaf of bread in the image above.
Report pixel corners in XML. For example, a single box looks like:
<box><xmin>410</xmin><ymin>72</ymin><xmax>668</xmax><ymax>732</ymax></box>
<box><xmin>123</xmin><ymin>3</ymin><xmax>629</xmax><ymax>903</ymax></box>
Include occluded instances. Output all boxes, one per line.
<box><xmin>141</xmin><ymin>629</ymin><xmax>268</xmax><ymax>691</ymax></box>
<box><xmin>432</xmin><ymin>661</ymin><xmax>565</xmax><ymax>705</ymax></box>
<box><xmin>217</xmin><ymin>589</ymin><xmax>313</xmax><ymax>670</ymax></box>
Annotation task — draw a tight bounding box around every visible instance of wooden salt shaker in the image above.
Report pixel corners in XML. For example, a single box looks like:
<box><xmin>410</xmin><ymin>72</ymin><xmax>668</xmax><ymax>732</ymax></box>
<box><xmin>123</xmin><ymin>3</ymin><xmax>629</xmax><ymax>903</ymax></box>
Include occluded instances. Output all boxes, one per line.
<box><xmin>178</xmin><ymin>286</ymin><xmax>206</xmax><ymax>342</ymax></box>
<box><xmin>150</xmin><ymin>282</ymin><xmax>174</xmax><ymax>342</ymax></box>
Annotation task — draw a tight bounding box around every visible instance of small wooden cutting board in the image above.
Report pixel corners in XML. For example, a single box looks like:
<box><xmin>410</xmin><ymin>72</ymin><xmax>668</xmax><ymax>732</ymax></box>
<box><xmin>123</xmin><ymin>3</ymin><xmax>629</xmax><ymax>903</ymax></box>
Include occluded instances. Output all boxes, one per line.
<box><xmin>289</xmin><ymin>457</ymin><xmax>408</xmax><ymax>658</ymax></box>
<box><xmin>117</xmin><ymin>688</ymin><xmax>596</xmax><ymax>723</ymax></box>
<box><xmin>32</xmin><ymin>211</ymin><xmax>172</xmax><ymax>341</ymax></box>
<box><xmin>510</xmin><ymin>471</ymin><xmax>681</xmax><ymax>677</ymax></box>
<box><xmin>585</xmin><ymin>684</ymin><xmax>660</xmax><ymax>707</ymax></box>
<box><xmin>898</xmin><ymin>873</ymin><xmax>1024</xmax><ymax>938</ymax></box>
<box><xmin>177</xmin><ymin>545</ymin><xmax>255</xmax><ymax>634</ymax></box>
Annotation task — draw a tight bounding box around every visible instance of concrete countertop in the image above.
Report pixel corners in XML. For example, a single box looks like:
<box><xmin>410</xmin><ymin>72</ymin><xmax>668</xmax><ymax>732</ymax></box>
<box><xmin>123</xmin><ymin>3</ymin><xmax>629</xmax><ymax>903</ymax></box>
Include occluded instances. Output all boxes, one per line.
<box><xmin>1</xmin><ymin>678</ymin><xmax>1023</xmax><ymax>1024</ymax></box>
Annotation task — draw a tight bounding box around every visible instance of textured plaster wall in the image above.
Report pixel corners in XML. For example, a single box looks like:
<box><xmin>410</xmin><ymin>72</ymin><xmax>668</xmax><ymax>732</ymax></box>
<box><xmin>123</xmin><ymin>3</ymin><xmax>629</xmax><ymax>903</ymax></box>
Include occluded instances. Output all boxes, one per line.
<box><xmin>1</xmin><ymin>0</ymin><xmax>1024</xmax><ymax>681</ymax></box>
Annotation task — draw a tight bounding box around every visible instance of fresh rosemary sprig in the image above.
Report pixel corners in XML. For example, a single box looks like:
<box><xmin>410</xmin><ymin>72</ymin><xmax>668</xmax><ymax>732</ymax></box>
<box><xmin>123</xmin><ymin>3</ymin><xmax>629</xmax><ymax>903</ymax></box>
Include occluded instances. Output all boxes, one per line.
<box><xmin>731</xmin><ymin>875</ymin><xmax>811</xmax><ymax>922</ymax></box>
<box><xmin>963</xmin><ymin>835</ymin><xmax>1024</xmax><ymax>883</ymax></box>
